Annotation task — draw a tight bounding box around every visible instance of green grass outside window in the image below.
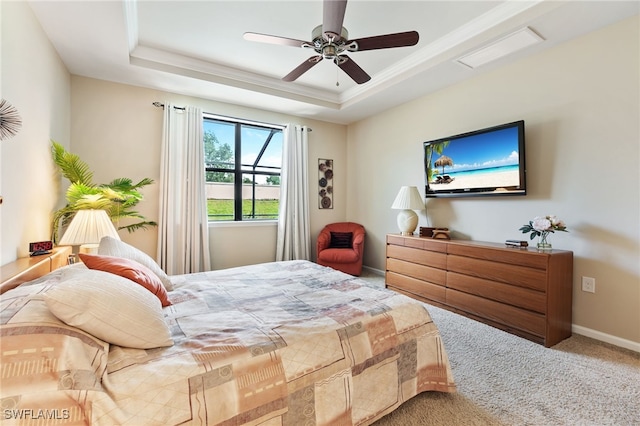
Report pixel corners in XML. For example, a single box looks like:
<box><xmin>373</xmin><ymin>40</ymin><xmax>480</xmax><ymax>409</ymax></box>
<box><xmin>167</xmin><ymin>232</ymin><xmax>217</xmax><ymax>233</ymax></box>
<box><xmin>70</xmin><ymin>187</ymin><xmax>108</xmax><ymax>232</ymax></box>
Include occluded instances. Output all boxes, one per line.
<box><xmin>207</xmin><ymin>199</ymin><xmax>279</xmax><ymax>221</ymax></box>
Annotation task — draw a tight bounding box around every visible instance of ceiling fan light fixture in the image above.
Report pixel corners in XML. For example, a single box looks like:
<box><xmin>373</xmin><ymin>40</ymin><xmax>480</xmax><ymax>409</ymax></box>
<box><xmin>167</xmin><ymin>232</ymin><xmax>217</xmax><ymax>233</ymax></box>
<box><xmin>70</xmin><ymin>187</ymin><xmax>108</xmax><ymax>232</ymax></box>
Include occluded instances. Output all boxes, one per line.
<box><xmin>323</xmin><ymin>45</ymin><xmax>338</xmax><ymax>59</ymax></box>
<box><xmin>456</xmin><ymin>27</ymin><xmax>544</xmax><ymax>69</ymax></box>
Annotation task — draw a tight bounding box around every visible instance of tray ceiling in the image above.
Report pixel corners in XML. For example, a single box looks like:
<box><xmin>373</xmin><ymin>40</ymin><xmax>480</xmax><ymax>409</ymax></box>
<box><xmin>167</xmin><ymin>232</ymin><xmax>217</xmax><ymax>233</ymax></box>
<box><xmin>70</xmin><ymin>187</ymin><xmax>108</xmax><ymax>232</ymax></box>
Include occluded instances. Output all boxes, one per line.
<box><xmin>27</xmin><ymin>0</ymin><xmax>639</xmax><ymax>124</ymax></box>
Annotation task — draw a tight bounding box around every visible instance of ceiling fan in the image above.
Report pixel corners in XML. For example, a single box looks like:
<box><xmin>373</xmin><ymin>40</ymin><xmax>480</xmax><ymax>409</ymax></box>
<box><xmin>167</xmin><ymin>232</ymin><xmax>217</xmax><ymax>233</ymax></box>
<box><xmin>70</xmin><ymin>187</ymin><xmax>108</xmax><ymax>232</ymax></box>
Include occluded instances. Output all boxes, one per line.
<box><xmin>243</xmin><ymin>0</ymin><xmax>419</xmax><ymax>84</ymax></box>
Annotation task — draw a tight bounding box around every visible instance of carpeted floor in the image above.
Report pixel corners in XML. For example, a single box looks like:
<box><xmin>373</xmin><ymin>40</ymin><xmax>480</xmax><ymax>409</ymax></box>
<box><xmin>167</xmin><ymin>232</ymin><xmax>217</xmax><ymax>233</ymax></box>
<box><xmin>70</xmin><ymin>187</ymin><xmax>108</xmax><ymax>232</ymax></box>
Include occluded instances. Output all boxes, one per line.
<box><xmin>357</xmin><ymin>270</ymin><xmax>640</xmax><ymax>426</ymax></box>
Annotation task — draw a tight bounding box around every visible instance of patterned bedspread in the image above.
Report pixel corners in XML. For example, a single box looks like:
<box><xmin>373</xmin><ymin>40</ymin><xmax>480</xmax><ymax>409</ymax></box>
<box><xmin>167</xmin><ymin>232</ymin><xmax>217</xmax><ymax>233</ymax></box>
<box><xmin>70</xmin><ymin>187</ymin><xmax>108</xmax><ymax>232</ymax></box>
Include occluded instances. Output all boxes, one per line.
<box><xmin>1</xmin><ymin>260</ymin><xmax>455</xmax><ymax>425</ymax></box>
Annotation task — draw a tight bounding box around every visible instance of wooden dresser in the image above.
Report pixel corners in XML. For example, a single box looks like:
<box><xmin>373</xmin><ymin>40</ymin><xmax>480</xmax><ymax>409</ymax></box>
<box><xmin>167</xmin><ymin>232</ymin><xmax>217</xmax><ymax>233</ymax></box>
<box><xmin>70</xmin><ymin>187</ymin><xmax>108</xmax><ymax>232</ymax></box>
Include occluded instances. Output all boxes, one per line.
<box><xmin>385</xmin><ymin>234</ymin><xmax>573</xmax><ymax>347</ymax></box>
<box><xmin>0</xmin><ymin>246</ymin><xmax>72</xmax><ymax>294</ymax></box>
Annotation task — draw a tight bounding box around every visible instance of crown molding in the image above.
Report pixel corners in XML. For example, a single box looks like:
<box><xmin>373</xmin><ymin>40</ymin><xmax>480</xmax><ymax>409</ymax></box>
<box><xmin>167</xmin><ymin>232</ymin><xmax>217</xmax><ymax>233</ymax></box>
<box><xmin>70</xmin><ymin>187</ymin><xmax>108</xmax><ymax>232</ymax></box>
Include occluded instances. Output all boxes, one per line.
<box><xmin>129</xmin><ymin>45</ymin><xmax>341</xmax><ymax>109</ymax></box>
<box><xmin>122</xmin><ymin>0</ymin><xmax>138</xmax><ymax>52</ymax></box>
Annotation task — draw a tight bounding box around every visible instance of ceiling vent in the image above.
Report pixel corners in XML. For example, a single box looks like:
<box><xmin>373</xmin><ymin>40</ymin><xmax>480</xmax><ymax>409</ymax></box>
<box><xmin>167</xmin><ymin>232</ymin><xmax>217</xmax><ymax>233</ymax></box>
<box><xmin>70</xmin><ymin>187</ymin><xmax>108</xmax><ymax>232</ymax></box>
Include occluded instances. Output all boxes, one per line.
<box><xmin>456</xmin><ymin>27</ymin><xmax>544</xmax><ymax>69</ymax></box>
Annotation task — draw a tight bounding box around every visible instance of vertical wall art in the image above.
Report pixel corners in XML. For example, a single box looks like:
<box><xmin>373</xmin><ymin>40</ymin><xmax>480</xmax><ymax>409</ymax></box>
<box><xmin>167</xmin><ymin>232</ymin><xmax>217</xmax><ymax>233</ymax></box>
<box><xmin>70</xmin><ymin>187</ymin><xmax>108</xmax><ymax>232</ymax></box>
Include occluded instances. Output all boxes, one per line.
<box><xmin>318</xmin><ymin>159</ymin><xmax>333</xmax><ymax>209</ymax></box>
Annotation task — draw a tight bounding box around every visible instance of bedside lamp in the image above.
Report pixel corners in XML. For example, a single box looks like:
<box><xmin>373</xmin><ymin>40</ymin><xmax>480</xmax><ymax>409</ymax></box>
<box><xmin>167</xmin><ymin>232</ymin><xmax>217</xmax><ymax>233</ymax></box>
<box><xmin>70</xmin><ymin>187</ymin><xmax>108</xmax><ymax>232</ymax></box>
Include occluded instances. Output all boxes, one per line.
<box><xmin>59</xmin><ymin>209</ymin><xmax>120</xmax><ymax>254</ymax></box>
<box><xmin>391</xmin><ymin>186</ymin><xmax>424</xmax><ymax>235</ymax></box>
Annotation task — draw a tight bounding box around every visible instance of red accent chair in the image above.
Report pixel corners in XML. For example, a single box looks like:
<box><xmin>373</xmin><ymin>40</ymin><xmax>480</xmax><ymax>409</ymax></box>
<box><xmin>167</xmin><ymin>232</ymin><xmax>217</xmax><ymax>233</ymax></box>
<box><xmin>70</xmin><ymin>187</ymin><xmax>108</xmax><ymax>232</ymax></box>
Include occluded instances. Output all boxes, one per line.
<box><xmin>316</xmin><ymin>222</ymin><xmax>365</xmax><ymax>276</ymax></box>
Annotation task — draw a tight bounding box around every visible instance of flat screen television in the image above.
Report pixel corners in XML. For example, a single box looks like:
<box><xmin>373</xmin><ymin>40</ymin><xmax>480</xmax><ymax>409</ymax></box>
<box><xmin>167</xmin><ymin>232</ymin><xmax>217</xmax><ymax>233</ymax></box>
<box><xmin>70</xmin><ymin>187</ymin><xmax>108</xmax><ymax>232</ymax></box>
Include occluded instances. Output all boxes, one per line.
<box><xmin>423</xmin><ymin>120</ymin><xmax>526</xmax><ymax>198</ymax></box>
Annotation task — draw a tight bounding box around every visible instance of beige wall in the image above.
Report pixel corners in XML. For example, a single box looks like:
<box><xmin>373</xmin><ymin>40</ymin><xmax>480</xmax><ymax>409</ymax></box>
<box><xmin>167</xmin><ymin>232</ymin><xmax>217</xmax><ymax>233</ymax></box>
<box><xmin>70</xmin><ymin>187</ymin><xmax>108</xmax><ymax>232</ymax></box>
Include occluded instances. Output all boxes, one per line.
<box><xmin>347</xmin><ymin>16</ymin><xmax>639</xmax><ymax>347</ymax></box>
<box><xmin>1</xmin><ymin>1</ymin><xmax>70</xmax><ymax>263</ymax></box>
<box><xmin>69</xmin><ymin>76</ymin><xmax>347</xmax><ymax>268</ymax></box>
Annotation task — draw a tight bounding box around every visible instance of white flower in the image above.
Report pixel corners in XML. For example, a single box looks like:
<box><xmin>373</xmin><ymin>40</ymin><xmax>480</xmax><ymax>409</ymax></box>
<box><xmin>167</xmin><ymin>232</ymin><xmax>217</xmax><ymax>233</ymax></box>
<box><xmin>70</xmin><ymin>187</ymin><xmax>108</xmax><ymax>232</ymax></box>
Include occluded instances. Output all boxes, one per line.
<box><xmin>532</xmin><ymin>217</ymin><xmax>552</xmax><ymax>232</ymax></box>
<box><xmin>548</xmin><ymin>215</ymin><xmax>564</xmax><ymax>227</ymax></box>
<box><xmin>520</xmin><ymin>214</ymin><xmax>569</xmax><ymax>240</ymax></box>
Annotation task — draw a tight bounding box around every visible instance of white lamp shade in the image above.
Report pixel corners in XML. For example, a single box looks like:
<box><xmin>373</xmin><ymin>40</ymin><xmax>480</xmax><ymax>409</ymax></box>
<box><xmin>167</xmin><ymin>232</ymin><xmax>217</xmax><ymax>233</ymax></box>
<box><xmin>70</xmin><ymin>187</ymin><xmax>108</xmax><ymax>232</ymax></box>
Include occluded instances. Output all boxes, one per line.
<box><xmin>391</xmin><ymin>186</ymin><xmax>424</xmax><ymax>210</ymax></box>
<box><xmin>59</xmin><ymin>210</ymin><xmax>121</xmax><ymax>246</ymax></box>
<box><xmin>391</xmin><ymin>186</ymin><xmax>424</xmax><ymax>235</ymax></box>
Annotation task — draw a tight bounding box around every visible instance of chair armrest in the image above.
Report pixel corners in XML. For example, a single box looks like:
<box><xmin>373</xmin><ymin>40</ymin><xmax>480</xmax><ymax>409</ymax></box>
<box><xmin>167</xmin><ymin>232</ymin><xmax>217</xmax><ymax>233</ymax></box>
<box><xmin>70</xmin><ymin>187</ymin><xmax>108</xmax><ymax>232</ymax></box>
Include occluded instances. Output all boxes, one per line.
<box><xmin>317</xmin><ymin>230</ymin><xmax>332</xmax><ymax>252</ymax></box>
<box><xmin>352</xmin><ymin>231</ymin><xmax>365</xmax><ymax>256</ymax></box>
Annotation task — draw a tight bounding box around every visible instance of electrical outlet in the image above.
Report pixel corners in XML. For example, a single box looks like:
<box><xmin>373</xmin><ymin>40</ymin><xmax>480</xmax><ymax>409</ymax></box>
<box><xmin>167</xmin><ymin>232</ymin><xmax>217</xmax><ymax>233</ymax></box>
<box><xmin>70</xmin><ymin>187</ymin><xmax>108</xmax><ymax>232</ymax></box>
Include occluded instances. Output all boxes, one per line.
<box><xmin>582</xmin><ymin>276</ymin><xmax>596</xmax><ymax>293</ymax></box>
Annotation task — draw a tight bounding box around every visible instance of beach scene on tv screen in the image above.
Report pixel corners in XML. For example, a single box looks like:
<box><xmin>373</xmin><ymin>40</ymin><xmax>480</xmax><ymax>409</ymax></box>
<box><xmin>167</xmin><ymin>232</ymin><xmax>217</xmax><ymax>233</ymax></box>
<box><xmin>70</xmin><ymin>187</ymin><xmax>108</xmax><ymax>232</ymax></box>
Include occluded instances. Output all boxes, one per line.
<box><xmin>426</xmin><ymin>126</ymin><xmax>521</xmax><ymax>192</ymax></box>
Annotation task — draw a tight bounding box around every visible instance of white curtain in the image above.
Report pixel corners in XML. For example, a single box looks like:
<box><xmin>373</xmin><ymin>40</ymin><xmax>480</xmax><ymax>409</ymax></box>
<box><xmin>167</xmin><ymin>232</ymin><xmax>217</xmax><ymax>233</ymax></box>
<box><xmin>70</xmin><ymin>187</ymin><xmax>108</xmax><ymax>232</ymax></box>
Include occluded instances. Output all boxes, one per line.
<box><xmin>157</xmin><ymin>103</ymin><xmax>211</xmax><ymax>274</ymax></box>
<box><xmin>276</xmin><ymin>124</ymin><xmax>310</xmax><ymax>261</ymax></box>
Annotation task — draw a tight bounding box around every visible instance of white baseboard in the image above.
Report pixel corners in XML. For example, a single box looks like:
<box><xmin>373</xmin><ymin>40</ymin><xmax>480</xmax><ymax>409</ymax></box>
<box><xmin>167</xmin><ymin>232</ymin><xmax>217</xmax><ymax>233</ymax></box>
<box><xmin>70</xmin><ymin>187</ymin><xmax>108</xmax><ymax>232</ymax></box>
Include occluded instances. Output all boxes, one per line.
<box><xmin>572</xmin><ymin>325</ymin><xmax>640</xmax><ymax>353</ymax></box>
<box><xmin>362</xmin><ymin>265</ymin><xmax>385</xmax><ymax>276</ymax></box>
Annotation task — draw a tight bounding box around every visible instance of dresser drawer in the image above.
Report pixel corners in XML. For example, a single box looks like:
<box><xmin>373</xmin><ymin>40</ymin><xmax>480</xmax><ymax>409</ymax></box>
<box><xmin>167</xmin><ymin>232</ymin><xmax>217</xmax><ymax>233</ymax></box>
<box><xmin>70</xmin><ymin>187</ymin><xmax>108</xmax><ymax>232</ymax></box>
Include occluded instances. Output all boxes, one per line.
<box><xmin>387</xmin><ymin>244</ymin><xmax>447</xmax><ymax>269</ymax></box>
<box><xmin>386</xmin><ymin>272</ymin><xmax>446</xmax><ymax>303</ymax></box>
<box><xmin>386</xmin><ymin>258</ymin><xmax>446</xmax><ymax>285</ymax></box>
<box><xmin>446</xmin><ymin>288</ymin><xmax>546</xmax><ymax>338</ymax></box>
<box><xmin>447</xmin><ymin>243</ymin><xmax>549</xmax><ymax>269</ymax></box>
<box><xmin>447</xmin><ymin>254</ymin><xmax>547</xmax><ymax>292</ymax></box>
<box><xmin>446</xmin><ymin>272</ymin><xmax>547</xmax><ymax>314</ymax></box>
<box><xmin>387</xmin><ymin>235</ymin><xmax>447</xmax><ymax>253</ymax></box>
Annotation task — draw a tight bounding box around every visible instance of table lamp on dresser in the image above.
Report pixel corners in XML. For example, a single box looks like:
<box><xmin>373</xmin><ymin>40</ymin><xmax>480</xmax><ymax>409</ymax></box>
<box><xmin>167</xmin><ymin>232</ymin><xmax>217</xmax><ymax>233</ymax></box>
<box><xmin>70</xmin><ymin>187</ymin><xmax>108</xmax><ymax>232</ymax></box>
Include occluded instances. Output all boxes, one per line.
<box><xmin>391</xmin><ymin>186</ymin><xmax>424</xmax><ymax>236</ymax></box>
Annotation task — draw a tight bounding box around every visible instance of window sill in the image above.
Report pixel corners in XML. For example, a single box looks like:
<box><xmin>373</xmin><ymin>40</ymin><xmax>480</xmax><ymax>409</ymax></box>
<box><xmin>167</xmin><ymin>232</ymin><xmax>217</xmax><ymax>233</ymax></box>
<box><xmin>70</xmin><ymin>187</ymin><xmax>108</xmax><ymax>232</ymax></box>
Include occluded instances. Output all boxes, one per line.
<box><xmin>208</xmin><ymin>220</ymin><xmax>278</xmax><ymax>229</ymax></box>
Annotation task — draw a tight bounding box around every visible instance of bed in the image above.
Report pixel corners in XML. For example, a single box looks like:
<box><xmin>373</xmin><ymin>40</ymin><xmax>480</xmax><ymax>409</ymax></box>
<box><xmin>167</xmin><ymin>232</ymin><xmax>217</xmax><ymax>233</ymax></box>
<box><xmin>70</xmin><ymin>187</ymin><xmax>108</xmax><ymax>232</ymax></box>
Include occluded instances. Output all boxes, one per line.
<box><xmin>0</xmin><ymin>240</ymin><xmax>455</xmax><ymax>425</ymax></box>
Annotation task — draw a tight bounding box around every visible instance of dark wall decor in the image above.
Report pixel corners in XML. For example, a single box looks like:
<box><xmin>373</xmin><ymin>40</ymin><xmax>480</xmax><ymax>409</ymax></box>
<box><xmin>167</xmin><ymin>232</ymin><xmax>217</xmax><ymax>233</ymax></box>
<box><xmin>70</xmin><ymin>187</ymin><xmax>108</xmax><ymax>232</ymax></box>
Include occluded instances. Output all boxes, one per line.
<box><xmin>318</xmin><ymin>159</ymin><xmax>333</xmax><ymax>209</ymax></box>
<box><xmin>0</xmin><ymin>99</ymin><xmax>22</xmax><ymax>141</ymax></box>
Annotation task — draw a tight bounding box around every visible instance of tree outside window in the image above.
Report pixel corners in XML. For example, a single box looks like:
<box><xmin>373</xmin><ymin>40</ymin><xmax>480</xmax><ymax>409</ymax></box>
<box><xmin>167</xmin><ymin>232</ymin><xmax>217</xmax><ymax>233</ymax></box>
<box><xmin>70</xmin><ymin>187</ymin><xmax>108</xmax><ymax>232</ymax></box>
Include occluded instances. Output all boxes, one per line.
<box><xmin>204</xmin><ymin>117</ymin><xmax>283</xmax><ymax>221</ymax></box>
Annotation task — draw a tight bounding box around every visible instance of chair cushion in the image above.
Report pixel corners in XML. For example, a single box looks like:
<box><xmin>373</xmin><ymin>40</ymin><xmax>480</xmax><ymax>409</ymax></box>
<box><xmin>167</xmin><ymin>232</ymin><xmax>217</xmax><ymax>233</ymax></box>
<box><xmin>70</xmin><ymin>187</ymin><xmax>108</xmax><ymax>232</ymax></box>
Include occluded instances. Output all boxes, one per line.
<box><xmin>329</xmin><ymin>232</ymin><xmax>353</xmax><ymax>248</ymax></box>
<box><xmin>317</xmin><ymin>248</ymin><xmax>359</xmax><ymax>263</ymax></box>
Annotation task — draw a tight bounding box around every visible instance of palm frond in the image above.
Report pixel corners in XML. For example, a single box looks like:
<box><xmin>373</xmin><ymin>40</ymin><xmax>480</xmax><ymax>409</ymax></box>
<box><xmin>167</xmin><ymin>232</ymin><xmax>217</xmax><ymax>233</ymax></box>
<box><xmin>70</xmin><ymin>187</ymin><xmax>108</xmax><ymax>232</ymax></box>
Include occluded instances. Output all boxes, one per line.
<box><xmin>99</xmin><ymin>187</ymin><xmax>129</xmax><ymax>202</ymax></box>
<box><xmin>104</xmin><ymin>178</ymin><xmax>133</xmax><ymax>190</ymax></box>
<box><xmin>73</xmin><ymin>195</ymin><xmax>112</xmax><ymax>210</ymax></box>
<box><xmin>51</xmin><ymin>141</ymin><xmax>157</xmax><ymax>240</ymax></box>
<box><xmin>118</xmin><ymin>221</ymin><xmax>158</xmax><ymax>233</ymax></box>
<box><xmin>105</xmin><ymin>177</ymin><xmax>154</xmax><ymax>191</ymax></box>
<box><xmin>51</xmin><ymin>140</ymin><xmax>93</xmax><ymax>185</ymax></box>
<box><xmin>107</xmin><ymin>208</ymin><xmax>146</xmax><ymax>222</ymax></box>
<box><xmin>65</xmin><ymin>183</ymin><xmax>100</xmax><ymax>203</ymax></box>
<box><xmin>132</xmin><ymin>178</ymin><xmax>155</xmax><ymax>189</ymax></box>
<box><xmin>51</xmin><ymin>205</ymin><xmax>77</xmax><ymax>243</ymax></box>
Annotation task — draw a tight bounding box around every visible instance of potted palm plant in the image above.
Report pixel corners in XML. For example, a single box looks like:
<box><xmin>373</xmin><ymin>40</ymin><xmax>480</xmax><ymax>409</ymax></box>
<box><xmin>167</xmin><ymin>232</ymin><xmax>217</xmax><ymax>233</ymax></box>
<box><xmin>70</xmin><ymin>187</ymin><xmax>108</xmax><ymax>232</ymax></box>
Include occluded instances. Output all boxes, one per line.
<box><xmin>51</xmin><ymin>141</ymin><xmax>157</xmax><ymax>243</ymax></box>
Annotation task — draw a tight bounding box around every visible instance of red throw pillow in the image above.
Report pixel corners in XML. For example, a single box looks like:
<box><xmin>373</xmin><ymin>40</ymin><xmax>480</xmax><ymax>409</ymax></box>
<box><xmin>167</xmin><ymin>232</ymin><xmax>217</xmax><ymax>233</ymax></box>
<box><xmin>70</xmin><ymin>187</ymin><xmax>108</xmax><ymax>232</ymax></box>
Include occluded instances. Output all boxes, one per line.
<box><xmin>78</xmin><ymin>253</ymin><xmax>172</xmax><ymax>307</ymax></box>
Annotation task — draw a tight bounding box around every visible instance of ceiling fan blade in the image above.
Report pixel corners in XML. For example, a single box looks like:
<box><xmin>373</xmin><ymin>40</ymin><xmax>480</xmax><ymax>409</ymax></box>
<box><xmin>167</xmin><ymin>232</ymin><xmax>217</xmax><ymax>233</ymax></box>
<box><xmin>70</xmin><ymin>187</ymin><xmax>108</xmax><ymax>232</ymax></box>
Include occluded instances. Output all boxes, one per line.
<box><xmin>283</xmin><ymin>56</ymin><xmax>323</xmax><ymax>82</ymax></box>
<box><xmin>244</xmin><ymin>32</ymin><xmax>310</xmax><ymax>48</ymax></box>
<box><xmin>336</xmin><ymin>55</ymin><xmax>371</xmax><ymax>84</ymax></box>
<box><xmin>348</xmin><ymin>31</ymin><xmax>419</xmax><ymax>51</ymax></box>
<box><xmin>322</xmin><ymin>0</ymin><xmax>348</xmax><ymax>40</ymax></box>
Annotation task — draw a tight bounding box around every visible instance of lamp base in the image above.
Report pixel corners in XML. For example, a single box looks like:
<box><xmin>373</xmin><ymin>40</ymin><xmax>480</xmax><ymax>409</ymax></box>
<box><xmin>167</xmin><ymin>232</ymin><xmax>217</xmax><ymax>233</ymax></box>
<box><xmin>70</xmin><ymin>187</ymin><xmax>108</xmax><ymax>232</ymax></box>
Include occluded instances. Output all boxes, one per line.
<box><xmin>79</xmin><ymin>243</ymin><xmax>99</xmax><ymax>254</ymax></box>
<box><xmin>396</xmin><ymin>209</ymin><xmax>418</xmax><ymax>236</ymax></box>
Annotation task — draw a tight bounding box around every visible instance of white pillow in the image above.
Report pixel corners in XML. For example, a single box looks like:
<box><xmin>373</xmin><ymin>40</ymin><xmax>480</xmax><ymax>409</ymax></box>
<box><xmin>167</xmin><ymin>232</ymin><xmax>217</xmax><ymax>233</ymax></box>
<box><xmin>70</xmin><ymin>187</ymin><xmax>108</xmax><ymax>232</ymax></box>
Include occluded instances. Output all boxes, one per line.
<box><xmin>18</xmin><ymin>262</ymin><xmax>87</xmax><ymax>288</ymax></box>
<box><xmin>43</xmin><ymin>267</ymin><xmax>173</xmax><ymax>349</ymax></box>
<box><xmin>98</xmin><ymin>236</ymin><xmax>173</xmax><ymax>291</ymax></box>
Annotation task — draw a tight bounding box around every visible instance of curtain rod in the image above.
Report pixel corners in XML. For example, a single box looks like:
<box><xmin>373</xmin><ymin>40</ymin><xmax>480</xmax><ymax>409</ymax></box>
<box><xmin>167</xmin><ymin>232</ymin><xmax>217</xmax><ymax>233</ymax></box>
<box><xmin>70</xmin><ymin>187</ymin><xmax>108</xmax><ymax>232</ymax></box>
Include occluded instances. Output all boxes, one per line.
<box><xmin>152</xmin><ymin>102</ymin><xmax>311</xmax><ymax>131</ymax></box>
<box><xmin>152</xmin><ymin>101</ymin><xmax>184</xmax><ymax>110</ymax></box>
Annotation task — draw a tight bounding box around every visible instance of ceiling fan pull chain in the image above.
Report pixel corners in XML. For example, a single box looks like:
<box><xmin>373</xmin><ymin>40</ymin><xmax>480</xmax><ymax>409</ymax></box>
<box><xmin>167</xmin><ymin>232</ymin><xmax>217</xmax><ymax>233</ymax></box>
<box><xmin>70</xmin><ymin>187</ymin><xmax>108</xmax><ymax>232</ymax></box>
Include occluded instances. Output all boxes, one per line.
<box><xmin>336</xmin><ymin>66</ymin><xmax>340</xmax><ymax>86</ymax></box>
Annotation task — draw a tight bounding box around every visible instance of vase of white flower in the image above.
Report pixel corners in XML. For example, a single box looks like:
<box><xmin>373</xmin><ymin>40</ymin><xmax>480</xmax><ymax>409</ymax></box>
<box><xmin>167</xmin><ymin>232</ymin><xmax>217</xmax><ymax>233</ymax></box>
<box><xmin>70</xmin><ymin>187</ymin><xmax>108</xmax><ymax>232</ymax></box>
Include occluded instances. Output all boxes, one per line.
<box><xmin>519</xmin><ymin>215</ymin><xmax>568</xmax><ymax>251</ymax></box>
<box><xmin>537</xmin><ymin>231</ymin><xmax>552</xmax><ymax>250</ymax></box>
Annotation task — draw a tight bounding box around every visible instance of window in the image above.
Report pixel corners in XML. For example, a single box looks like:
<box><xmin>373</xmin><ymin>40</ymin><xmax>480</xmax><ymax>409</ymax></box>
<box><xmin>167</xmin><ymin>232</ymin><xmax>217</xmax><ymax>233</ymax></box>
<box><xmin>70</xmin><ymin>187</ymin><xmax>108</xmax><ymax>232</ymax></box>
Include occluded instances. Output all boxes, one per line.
<box><xmin>203</xmin><ymin>116</ymin><xmax>283</xmax><ymax>221</ymax></box>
